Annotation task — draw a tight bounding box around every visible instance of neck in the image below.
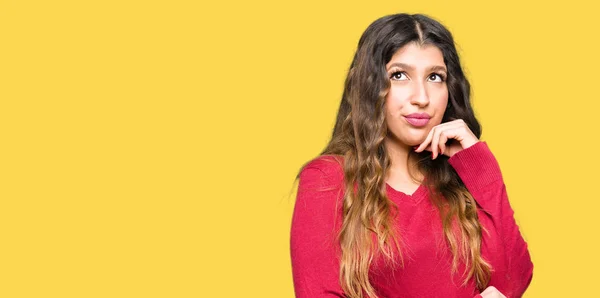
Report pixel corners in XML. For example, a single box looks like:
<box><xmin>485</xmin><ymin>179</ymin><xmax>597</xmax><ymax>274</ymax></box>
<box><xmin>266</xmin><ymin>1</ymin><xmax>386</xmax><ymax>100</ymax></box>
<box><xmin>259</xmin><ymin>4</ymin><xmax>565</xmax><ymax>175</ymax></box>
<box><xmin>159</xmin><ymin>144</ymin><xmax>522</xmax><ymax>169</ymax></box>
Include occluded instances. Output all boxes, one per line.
<box><xmin>384</xmin><ymin>137</ymin><xmax>423</xmax><ymax>183</ymax></box>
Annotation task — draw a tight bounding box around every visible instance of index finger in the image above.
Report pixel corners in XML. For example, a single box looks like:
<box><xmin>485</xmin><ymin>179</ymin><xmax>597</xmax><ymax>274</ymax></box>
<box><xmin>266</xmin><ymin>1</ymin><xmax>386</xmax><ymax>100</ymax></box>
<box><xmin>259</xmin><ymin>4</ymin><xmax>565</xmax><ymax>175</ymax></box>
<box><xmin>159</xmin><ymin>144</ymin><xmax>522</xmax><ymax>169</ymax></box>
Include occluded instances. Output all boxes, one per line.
<box><xmin>415</xmin><ymin>127</ymin><xmax>435</xmax><ymax>152</ymax></box>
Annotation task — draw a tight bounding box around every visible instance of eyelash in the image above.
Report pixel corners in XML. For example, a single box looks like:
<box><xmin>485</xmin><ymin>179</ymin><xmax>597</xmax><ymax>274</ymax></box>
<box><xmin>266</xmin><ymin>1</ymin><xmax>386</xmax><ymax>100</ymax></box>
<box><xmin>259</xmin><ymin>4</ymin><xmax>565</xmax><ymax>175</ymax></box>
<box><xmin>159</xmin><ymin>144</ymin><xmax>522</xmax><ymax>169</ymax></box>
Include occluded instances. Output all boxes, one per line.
<box><xmin>389</xmin><ymin>71</ymin><xmax>446</xmax><ymax>82</ymax></box>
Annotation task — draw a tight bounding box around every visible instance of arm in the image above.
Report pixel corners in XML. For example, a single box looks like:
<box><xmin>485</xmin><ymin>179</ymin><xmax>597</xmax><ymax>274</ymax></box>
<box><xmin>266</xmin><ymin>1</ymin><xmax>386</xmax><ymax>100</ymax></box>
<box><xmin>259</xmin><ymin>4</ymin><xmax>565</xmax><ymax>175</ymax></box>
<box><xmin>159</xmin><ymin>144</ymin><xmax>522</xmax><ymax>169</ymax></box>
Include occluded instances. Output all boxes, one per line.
<box><xmin>448</xmin><ymin>141</ymin><xmax>534</xmax><ymax>298</ymax></box>
<box><xmin>290</xmin><ymin>159</ymin><xmax>346</xmax><ymax>297</ymax></box>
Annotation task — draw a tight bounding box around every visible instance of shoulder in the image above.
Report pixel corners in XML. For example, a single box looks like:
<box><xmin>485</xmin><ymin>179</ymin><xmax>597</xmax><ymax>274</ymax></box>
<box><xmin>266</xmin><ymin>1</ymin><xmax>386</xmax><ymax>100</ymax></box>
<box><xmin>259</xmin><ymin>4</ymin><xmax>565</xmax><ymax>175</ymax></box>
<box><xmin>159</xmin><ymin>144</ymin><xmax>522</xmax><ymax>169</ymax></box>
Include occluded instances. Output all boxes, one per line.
<box><xmin>299</xmin><ymin>154</ymin><xmax>345</xmax><ymax>188</ymax></box>
<box><xmin>303</xmin><ymin>154</ymin><xmax>344</xmax><ymax>172</ymax></box>
<box><xmin>302</xmin><ymin>154</ymin><xmax>344</xmax><ymax>176</ymax></box>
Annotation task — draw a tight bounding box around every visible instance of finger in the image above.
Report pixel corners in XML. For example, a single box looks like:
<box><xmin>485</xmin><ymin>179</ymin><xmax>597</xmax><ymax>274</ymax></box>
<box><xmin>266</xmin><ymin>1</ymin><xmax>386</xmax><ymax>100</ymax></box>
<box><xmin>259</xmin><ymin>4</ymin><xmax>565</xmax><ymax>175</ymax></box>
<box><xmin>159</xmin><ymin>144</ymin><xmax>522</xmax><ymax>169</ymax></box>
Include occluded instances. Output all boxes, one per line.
<box><xmin>431</xmin><ymin>128</ymin><xmax>439</xmax><ymax>159</ymax></box>
<box><xmin>439</xmin><ymin>130</ymin><xmax>449</xmax><ymax>156</ymax></box>
<box><xmin>416</xmin><ymin>144</ymin><xmax>433</xmax><ymax>152</ymax></box>
<box><xmin>431</xmin><ymin>126</ymin><xmax>446</xmax><ymax>159</ymax></box>
<box><xmin>416</xmin><ymin>129</ymin><xmax>433</xmax><ymax>152</ymax></box>
<box><xmin>416</xmin><ymin>120</ymin><xmax>461</xmax><ymax>153</ymax></box>
<box><xmin>415</xmin><ymin>126</ymin><xmax>435</xmax><ymax>152</ymax></box>
<box><xmin>439</xmin><ymin>126</ymin><xmax>462</xmax><ymax>156</ymax></box>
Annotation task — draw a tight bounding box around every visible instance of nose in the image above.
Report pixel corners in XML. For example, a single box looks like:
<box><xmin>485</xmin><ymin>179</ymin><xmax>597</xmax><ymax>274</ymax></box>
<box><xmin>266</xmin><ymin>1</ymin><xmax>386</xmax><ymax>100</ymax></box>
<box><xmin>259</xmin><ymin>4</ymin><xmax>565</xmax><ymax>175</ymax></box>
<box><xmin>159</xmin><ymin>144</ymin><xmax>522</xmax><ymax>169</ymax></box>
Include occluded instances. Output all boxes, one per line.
<box><xmin>410</xmin><ymin>81</ymin><xmax>430</xmax><ymax>107</ymax></box>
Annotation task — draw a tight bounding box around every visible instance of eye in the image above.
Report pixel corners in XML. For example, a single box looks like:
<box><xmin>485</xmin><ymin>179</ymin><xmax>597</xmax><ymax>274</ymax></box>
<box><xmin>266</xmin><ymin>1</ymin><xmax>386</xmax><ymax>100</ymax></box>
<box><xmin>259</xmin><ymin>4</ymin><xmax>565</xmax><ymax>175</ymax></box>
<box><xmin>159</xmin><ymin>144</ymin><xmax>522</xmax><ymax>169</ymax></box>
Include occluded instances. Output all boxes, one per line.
<box><xmin>428</xmin><ymin>73</ymin><xmax>446</xmax><ymax>82</ymax></box>
<box><xmin>390</xmin><ymin>71</ymin><xmax>408</xmax><ymax>81</ymax></box>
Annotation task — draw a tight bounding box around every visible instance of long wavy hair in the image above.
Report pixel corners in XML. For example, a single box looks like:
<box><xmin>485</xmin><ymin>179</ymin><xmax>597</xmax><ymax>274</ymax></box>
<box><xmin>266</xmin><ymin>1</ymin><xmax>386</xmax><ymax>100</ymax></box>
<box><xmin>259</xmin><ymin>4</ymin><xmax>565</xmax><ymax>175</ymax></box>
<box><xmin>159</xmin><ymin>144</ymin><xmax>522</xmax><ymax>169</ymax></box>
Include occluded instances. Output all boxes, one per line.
<box><xmin>296</xmin><ymin>13</ymin><xmax>492</xmax><ymax>297</ymax></box>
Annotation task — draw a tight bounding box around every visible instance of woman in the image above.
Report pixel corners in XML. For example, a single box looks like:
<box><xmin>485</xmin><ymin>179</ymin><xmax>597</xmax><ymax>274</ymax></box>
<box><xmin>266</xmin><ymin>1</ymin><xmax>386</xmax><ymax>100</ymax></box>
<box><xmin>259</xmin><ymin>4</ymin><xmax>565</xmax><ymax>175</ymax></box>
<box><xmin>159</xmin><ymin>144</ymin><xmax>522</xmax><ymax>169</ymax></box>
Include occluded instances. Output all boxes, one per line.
<box><xmin>290</xmin><ymin>13</ymin><xmax>533</xmax><ymax>298</ymax></box>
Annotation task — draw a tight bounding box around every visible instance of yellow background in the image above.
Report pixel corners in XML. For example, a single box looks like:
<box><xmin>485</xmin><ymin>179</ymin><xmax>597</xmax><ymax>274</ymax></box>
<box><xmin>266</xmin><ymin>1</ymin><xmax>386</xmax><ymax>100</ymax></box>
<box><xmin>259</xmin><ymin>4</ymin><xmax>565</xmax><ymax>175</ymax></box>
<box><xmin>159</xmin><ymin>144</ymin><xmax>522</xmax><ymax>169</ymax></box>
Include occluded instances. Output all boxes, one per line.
<box><xmin>1</xmin><ymin>0</ymin><xmax>598</xmax><ymax>297</ymax></box>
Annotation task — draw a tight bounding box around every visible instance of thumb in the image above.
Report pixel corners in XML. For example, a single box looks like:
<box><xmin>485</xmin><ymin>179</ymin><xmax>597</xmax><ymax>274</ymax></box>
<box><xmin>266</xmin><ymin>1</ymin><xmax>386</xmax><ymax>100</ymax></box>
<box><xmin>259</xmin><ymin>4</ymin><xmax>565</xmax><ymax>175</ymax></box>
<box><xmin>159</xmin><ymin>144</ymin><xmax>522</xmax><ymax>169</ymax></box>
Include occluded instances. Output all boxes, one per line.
<box><xmin>414</xmin><ymin>145</ymin><xmax>432</xmax><ymax>152</ymax></box>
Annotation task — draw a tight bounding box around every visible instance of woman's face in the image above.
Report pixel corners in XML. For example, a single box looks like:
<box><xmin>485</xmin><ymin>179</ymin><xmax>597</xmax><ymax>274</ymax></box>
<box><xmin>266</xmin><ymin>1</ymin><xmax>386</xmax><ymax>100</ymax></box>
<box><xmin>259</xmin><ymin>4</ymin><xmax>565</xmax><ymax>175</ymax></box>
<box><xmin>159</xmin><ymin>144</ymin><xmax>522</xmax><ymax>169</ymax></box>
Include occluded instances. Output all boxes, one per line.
<box><xmin>384</xmin><ymin>42</ymin><xmax>449</xmax><ymax>147</ymax></box>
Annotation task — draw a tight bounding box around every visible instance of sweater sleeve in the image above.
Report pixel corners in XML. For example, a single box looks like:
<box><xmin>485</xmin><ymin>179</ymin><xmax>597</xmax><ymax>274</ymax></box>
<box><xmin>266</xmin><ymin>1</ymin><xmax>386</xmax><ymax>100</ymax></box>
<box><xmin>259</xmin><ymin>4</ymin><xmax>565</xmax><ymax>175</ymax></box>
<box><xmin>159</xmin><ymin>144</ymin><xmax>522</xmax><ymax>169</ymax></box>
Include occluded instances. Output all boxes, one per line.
<box><xmin>290</xmin><ymin>159</ymin><xmax>346</xmax><ymax>297</ymax></box>
<box><xmin>448</xmin><ymin>141</ymin><xmax>534</xmax><ymax>298</ymax></box>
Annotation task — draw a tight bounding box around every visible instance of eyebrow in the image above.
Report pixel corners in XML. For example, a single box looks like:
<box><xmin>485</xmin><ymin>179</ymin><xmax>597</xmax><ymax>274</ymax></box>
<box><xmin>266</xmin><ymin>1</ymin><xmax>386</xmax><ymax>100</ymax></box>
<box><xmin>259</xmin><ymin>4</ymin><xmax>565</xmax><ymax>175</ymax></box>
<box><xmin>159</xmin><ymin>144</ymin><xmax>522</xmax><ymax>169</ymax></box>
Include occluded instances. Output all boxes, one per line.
<box><xmin>387</xmin><ymin>62</ymin><xmax>447</xmax><ymax>73</ymax></box>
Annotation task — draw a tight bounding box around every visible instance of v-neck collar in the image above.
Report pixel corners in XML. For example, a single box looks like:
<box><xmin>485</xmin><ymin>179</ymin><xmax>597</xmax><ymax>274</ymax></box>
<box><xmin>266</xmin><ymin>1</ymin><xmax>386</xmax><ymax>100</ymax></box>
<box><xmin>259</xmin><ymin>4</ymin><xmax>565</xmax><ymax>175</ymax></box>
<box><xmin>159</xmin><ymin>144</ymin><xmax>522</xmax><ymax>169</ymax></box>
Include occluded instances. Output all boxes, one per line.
<box><xmin>385</xmin><ymin>182</ymin><xmax>428</xmax><ymax>204</ymax></box>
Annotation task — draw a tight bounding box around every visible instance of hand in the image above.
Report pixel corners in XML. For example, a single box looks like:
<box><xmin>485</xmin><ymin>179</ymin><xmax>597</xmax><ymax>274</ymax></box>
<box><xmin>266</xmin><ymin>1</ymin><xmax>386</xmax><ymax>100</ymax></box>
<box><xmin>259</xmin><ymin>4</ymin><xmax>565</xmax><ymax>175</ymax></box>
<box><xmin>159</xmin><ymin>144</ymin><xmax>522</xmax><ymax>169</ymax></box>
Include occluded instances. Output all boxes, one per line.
<box><xmin>479</xmin><ymin>286</ymin><xmax>507</xmax><ymax>298</ymax></box>
<box><xmin>414</xmin><ymin>119</ymin><xmax>479</xmax><ymax>159</ymax></box>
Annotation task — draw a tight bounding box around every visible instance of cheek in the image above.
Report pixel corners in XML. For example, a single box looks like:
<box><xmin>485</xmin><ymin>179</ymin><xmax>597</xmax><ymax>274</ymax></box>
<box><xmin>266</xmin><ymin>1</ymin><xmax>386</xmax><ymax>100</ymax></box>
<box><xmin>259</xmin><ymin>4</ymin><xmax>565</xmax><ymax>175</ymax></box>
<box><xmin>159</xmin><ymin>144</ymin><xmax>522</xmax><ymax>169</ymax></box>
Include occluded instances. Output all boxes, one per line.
<box><xmin>435</xmin><ymin>97</ymin><xmax>449</xmax><ymax>123</ymax></box>
<box><xmin>384</xmin><ymin>89</ymin><xmax>407</xmax><ymax>112</ymax></box>
<box><xmin>384</xmin><ymin>100</ymin><xmax>398</xmax><ymax>128</ymax></box>
<box><xmin>434</xmin><ymin>89</ymin><xmax>449</xmax><ymax>108</ymax></box>
<box><xmin>438</xmin><ymin>98</ymin><xmax>449</xmax><ymax>112</ymax></box>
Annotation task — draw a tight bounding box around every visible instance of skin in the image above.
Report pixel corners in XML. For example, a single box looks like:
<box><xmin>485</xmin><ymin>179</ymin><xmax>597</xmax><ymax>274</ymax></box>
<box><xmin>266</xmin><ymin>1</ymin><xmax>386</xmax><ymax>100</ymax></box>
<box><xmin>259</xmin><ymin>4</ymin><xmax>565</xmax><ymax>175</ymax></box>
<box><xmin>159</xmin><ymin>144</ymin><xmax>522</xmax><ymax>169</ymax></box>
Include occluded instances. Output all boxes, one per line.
<box><xmin>383</xmin><ymin>42</ymin><xmax>478</xmax><ymax>192</ymax></box>
<box><xmin>383</xmin><ymin>42</ymin><xmax>505</xmax><ymax>297</ymax></box>
<box><xmin>479</xmin><ymin>286</ymin><xmax>507</xmax><ymax>298</ymax></box>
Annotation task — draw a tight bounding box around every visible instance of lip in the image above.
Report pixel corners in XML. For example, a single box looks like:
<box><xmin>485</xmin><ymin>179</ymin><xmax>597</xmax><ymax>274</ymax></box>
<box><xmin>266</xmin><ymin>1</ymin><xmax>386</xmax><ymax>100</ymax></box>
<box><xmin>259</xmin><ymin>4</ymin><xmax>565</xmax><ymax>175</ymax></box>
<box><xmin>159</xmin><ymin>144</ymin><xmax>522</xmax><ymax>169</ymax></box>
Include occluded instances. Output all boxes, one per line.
<box><xmin>404</xmin><ymin>113</ymin><xmax>431</xmax><ymax>119</ymax></box>
<box><xmin>404</xmin><ymin>113</ymin><xmax>431</xmax><ymax>127</ymax></box>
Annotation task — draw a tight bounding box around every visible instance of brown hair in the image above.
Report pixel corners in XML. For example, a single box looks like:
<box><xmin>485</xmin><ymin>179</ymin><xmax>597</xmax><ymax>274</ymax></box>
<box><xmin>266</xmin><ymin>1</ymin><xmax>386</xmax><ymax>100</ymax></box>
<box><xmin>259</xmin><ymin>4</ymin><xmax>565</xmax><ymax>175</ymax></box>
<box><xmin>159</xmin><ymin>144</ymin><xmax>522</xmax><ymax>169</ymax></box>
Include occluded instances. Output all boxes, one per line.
<box><xmin>296</xmin><ymin>13</ymin><xmax>491</xmax><ymax>297</ymax></box>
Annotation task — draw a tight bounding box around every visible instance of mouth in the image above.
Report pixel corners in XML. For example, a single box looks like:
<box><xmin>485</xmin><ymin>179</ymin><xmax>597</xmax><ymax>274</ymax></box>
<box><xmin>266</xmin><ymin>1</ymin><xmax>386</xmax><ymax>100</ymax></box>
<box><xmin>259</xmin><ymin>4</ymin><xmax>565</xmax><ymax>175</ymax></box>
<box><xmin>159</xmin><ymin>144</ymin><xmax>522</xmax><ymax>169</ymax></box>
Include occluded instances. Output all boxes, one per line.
<box><xmin>404</xmin><ymin>116</ymin><xmax>430</xmax><ymax>127</ymax></box>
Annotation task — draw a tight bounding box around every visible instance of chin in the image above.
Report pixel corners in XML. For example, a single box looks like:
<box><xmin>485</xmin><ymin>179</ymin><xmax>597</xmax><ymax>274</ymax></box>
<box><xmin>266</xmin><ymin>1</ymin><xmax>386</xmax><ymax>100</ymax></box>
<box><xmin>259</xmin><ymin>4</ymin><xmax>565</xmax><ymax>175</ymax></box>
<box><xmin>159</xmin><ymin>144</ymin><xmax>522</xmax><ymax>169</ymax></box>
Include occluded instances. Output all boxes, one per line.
<box><xmin>397</xmin><ymin>137</ymin><xmax>423</xmax><ymax>147</ymax></box>
<box><xmin>387</xmin><ymin>130</ymin><xmax>427</xmax><ymax>147</ymax></box>
<box><xmin>403</xmin><ymin>133</ymin><xmax>428</xmax><ymax>146</ymax></box>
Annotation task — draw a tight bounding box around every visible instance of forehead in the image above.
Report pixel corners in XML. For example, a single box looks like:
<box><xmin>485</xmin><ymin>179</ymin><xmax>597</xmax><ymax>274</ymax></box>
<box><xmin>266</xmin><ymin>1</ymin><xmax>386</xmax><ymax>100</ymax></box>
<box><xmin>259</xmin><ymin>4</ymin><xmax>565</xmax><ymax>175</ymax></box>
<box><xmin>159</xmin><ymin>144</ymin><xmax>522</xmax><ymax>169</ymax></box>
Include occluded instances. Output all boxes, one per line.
<box><xmin>386</xmin><ymin>43</ymin><xmax>445</xmax><ymax>69</ymax></box>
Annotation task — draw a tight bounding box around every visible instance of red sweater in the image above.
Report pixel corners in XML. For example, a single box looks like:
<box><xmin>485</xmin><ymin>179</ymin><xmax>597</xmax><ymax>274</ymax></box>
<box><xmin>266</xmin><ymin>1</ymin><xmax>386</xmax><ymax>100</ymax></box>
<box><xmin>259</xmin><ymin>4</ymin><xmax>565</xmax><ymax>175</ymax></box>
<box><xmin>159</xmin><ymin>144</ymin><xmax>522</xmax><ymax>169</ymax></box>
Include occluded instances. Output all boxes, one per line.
<box><xmin>290</xmin><ymin>141</ymin><xmax>533</xmax><ymax>298</ymax></box>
